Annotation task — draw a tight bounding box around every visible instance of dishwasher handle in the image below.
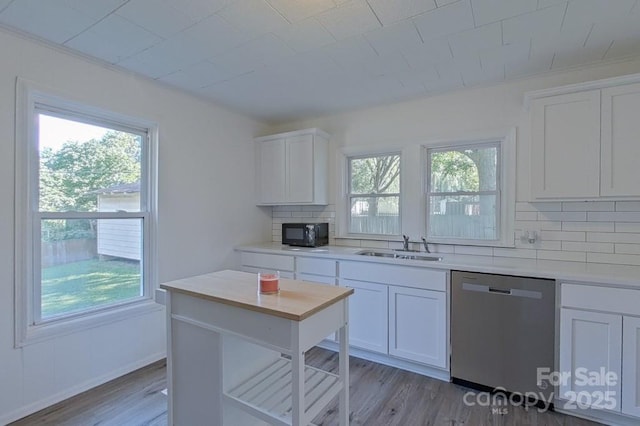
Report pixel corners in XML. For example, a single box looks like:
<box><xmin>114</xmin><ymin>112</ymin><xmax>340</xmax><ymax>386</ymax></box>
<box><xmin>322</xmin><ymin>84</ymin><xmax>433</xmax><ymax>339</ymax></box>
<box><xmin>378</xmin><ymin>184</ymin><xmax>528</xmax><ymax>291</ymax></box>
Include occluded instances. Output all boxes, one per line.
<box><xmin>462</xmin><ymin>282</ymin><xmax>542</xmax><ymax>300</ymax></box>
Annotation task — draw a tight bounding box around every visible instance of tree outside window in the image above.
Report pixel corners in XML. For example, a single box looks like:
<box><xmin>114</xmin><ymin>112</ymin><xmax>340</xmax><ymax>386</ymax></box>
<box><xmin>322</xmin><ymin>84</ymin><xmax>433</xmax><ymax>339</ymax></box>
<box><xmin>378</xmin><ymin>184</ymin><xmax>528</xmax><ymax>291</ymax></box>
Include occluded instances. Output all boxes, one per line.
<box><xmin>427</xmin><ymin>143</ymin><xmax>500</xmax><ymax>241</ymax></box>
<box><xmin>348</xmin><ymin>153</ymin><xmax>400</xmax><ymax>235</ymax></box>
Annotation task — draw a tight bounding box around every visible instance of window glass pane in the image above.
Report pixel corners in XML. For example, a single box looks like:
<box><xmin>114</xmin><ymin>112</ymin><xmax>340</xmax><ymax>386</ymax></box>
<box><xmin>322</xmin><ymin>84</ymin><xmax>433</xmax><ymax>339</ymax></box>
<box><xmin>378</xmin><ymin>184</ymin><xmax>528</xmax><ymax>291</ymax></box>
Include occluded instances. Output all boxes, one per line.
<box><xmin>428</xmin><ymin>195</ymin><xmax>497</xmax><ymax>240</ymax></box>
<box><xmin>41</xmin><ymin>218</ymin><xmax>143</xmax><ymax>320</ymax></box>
<box><xmin>430</xmin><ymin>146</ymin><xmax>497</xmax><ymax>193</ymax></box>
<box><xmin>350</xmin><ymin>154</ymin><xmax>400</xmax><ymax>194</ymax></box>
<box><xmin>38</xmin><ymin>114</ymin><xmax>142</xmax><ymax>213</ymax></box>
<box><xmin>349</xmin><ymin>196</ymin><xmax>399</xmax><ymax>235</ymax></box>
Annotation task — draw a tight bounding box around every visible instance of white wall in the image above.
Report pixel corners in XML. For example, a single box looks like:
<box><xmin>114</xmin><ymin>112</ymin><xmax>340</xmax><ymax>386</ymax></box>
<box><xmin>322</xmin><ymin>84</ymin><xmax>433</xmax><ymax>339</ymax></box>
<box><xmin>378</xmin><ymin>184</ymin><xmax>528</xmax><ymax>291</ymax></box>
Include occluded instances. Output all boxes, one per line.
<box><xmin>267</xmin><ymin>58</ymin><xmax>640</xmax><ymax>265</ymax></box>
<box><xmin>0</xmin><ymin>29</ymin><xmax>271</xmax><ymax>423</ymax></box>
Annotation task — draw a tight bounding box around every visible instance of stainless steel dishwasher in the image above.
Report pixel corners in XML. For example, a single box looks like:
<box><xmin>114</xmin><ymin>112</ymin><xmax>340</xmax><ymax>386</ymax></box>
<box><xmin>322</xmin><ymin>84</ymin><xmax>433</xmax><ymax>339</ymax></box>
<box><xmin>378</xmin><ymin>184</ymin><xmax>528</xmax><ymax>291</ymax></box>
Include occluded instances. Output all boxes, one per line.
<box><xmin>451</xmin><ymin>271</ymin><xmax>555</xmax><ymax>404</ymax></box>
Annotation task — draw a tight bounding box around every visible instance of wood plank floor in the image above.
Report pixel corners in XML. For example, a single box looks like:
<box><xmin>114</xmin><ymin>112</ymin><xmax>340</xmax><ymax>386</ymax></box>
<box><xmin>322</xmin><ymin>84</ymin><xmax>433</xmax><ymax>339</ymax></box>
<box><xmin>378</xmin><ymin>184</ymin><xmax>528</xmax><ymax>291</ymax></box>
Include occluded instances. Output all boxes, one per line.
<box><xmin>11</xmin><ymin>348</ymin><xmax>602</xmax><ymax>426</ymax></box>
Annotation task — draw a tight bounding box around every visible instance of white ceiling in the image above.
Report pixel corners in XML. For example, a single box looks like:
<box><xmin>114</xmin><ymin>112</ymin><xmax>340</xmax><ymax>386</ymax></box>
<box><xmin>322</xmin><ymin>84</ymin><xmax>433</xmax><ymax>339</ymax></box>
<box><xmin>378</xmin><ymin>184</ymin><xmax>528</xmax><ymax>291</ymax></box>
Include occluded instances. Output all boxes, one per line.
<box><xmin>1</xmin><ymin>0</ymin><xmax>639</xmax><ymax>122</ymax></box>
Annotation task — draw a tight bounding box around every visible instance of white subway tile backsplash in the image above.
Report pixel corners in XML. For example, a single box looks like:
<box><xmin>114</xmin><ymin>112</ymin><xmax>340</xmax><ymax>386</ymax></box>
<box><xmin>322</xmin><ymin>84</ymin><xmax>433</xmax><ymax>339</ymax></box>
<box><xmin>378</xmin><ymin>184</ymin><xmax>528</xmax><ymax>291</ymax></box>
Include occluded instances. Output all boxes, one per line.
<box><xmin>291</xmin><ymin>211</ymin><xmax>313</xmax><ymax>218</ymax></box>
<box><xmin>562</xmin><ymin>221</ymin><xmax>615</xmax><ymax>232</ymax></box>
<box><xmin>454</xmin><ymin>246</ymin><xmax>494</xmax><ymax>256</ymax></box>
<box><xmin>588</xmin><ymin>211</ymin><xmax>640</xmax><ymax>222</ymax></box>
<box><xmin>515</xmin><ymin>211</ymin><xmax>538</xmax><ymax>221</ymax></box>
<box><xmin>587</xmin><ymin>252</ymin><xmax>640</xmax><ymax>266</ymax></box>
<box><xmin>515</xmin><ymin>220</ymin><xmax>561</xmax><ymax>231</ymax></box>
<box><xmin>537</xmin><ymin>250</ymin><xmax>586</xmax><ymax>262</ymax></box>
<box><xmin>538</xmin><ymin>211</ymin><xmax>587</xmax><ymax>221</ymax></box>
<box><xmin>313</xmin><ymin>211</ymin><xmax>336</xmax><ymax>218</ymax></box>
<box><xmin>273</xmin><ymin>211</ymin><xmax>292</xmax><ymax>218</ymax></box>
<box><xmin>517</xmin><ymin>202</ymin><xmax>562</xmax><ymax>212</ymax></box>
<box><xmin>515</xmin><ymin>232</ymin><xmax>562</xmax><ymax>250</ymax></box>
<box><xmin>616</xmin><ymin>223</ymin><xmax>640</xmax><ymax>233</ymax></box>
<box><xmin>493</xmin><ymin>248</ymin><xmax>537</xmax><ymax>259</ymax></box>
<box><xmin>270</xmin><ymin>202</ymin><xmax>640</xmax><ymax>266</ymax></box>
<box><xmin>430</xmin><ymin>244</ymin><xmax>455</xmax><ymax>254</ymax></box>
<box><xmin>361</xmin><ymin>240</ymin><xmax>390</xmax><ymax>249</ymax></box>
<box><xmin>561</xmin><ymin>241</ymin><xmax>614</xmax><ymax>253</ymax></box>
<box><xmin>562</xmin><ymin>201</ymin><xmax>615</xmax><ymax>212</ymax></box>
<box><xmin>616</xmin><ymin>201</ymin><xmax>640</xmax><ymax>211</ymax></box>
<box><xmin>587</xmin><ymin>232</ymin><xmax>640</xmax><ymax>244</ymax></box>
<box><xmin>334</xmin><ymin>238</ymin><xmax>361</xmax><ymax>248</ymax></box>
<box><xmin>301</xmin><ymin>205</ymin><xmax>327</xmax><ymax>212</ymax></box>
<box><xmin>540</xmin><ymin>230</ymin><xmax>585</xmax><ymax>242</ymax></box>
<box><xmin>615</xmin><ymin>244</ymin><xmax>640</xmax><ymax>255</ymax></box>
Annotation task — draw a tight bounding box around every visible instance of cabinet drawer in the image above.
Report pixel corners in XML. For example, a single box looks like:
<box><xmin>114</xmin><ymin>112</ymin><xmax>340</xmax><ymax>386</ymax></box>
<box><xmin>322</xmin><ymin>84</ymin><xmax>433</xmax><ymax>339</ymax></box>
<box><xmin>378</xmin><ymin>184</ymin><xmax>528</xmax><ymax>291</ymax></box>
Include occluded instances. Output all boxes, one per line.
<box><xmin>561</xmin><ymin>283</ymin><xmax>640</xmax><ymax>316</ymax></box>
<box><xmin>297</xmin><ymin>273</ymin><xmax>335</xmax><ymax>285</ymax></box>
<box><xmin>339</xmin><ymin>261</ymin><xmax>446</xmax><ymax>292</ymax></box>
<box><xmin>297</xmin><ymin>257</ymin><xmax>336</xmax><ymax>277</ymax></box>
<box><xmin>240</xmin><ymin>252</ymin><xmax>294</xmax><ymax>272</ymax></box>
<box><xmin>241</xmin><ymin>266</ymin><xmax>294</xmax><ymax>279</ymax></box>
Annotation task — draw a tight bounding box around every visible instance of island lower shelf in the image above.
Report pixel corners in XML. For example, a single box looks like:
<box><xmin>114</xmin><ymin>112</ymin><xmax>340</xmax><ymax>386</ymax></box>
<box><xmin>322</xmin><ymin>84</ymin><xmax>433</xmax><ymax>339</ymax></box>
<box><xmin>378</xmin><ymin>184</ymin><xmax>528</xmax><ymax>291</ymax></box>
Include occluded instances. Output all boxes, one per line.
<box><xmin>224</xmin><ymin>357</ymin><xmax>344</xmax><ymax>426</ymax></box>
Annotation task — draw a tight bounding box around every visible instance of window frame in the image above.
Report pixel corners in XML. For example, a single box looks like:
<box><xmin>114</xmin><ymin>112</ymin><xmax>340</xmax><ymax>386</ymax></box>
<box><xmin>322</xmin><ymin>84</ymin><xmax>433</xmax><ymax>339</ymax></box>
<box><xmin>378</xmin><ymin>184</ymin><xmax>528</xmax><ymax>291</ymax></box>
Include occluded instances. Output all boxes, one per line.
<box><xmin>14</xmin><ymin>78</ymin><xmax>160</xmax><ymax>347</ymax></box>
<box><xmin>338</xmin><ymin>148</ymin><xmax>402</xmax><ymax>239</ymax></box>
<box><xmin>423</xmin><ymin>132</ymin><xmax>515</xmax><ymax>248</ymax></box>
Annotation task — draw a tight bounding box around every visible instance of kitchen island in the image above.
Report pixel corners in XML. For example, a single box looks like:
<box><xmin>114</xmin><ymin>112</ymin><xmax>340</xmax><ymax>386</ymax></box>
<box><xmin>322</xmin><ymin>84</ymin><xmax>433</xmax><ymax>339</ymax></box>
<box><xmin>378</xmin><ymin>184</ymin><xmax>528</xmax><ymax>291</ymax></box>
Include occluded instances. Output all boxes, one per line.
<box><xmin>160</xmin><ymin>269</ymin><xmax>353</xmax><ymax>426</ymax></box>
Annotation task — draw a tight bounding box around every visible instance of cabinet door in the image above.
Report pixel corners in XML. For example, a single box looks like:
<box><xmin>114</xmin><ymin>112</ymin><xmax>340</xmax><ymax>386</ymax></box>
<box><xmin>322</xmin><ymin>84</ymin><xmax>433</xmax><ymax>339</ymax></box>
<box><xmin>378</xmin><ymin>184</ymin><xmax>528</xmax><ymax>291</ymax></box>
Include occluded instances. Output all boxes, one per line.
<box><xmin>388</xmin><ymin>286</ymin><xmax>446</xmax><ymax>368</ymax></box>
<box><xmin>559</xmin><ymin>309</ymin><xmax>622</xmax><ymax>411</ymax></box>
<box><xmin>257</xmin><ymin>139</ymin><xmax>286</xmax><ymax>204</ymax></box>
<box><xmin>623</xmin><ymin>316</ymin><xmax>640</xmax><ymax>417</ymax></box>
<box><xmin>601</xmin><ymin>83</ymin><xmax>640</xmax><ymax>197</ymax></box>
<box><xmin>286</xmin><ymin>135</ymin><xmax>314</xmax><ymax>203</ymax></box>
<box><xmin>530</xmin><ymin>91</ymin><xmax>601</xmax><ymax>199</ymax></box>
<box><xmin>340</xmin><ymin>278</ymin><xmax>388</xmax><ymax>354</ymax></box>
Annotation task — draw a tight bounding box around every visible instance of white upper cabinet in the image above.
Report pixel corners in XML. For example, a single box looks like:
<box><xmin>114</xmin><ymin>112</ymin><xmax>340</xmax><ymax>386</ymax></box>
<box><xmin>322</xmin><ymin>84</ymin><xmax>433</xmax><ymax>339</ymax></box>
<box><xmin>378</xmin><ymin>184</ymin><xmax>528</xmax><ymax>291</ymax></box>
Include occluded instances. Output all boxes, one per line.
<box><xmin>530</xmin><ymin>91</ymin><xmax>601</xmax><ymax>199</ymax></box>
<box><xmin>527</xmin><ymin>74</ymin><xmax>640</xmax><ymax>201</ymax></box>
<box><xmin>601</xmin><ymin>83</ymin><xmax>640</xmax><ymax>197</ymax></box>
<box><xmin>255</xmin><ymin>128</ymin><xmax>329</xmax><ymax>205</ymax></box>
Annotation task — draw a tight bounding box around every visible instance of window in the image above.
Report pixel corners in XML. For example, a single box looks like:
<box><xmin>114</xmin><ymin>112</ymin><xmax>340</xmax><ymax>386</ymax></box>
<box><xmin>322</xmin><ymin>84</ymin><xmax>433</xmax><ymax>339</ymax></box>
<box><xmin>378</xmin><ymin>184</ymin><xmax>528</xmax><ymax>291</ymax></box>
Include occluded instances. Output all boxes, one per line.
<box><xmin>347</xmin><ymin>153</ymin><xmax>400</xmax><ymax>236</ymax></box>
<box><xmin>15</xmin><ymin>80</ymin><xmax>158</xmax><ymax>345</ymax></box>
<box><xmin>425</xmin><ymin>138</ymin><xmax>513</xmax><ymax>246</ymax></box>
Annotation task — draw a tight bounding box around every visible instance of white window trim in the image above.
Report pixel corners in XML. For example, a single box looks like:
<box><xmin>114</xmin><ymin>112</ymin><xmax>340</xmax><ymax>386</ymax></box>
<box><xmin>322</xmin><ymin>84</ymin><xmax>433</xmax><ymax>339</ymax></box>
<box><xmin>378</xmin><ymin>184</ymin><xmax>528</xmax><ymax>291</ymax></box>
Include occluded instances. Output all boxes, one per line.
<box><xmin>337</xmin><ymin>146</ymin><xmax>403</xmax><ymax>240</ymax></box>
<box><xmin>14</xmin><ymin>78</ymin><xmax>160</xmax><ymax>347</ymax></box>
<box><xmin>422</xmin><ymin>129</ymin><xmax>516</xmax><ymax>248</ymax></box>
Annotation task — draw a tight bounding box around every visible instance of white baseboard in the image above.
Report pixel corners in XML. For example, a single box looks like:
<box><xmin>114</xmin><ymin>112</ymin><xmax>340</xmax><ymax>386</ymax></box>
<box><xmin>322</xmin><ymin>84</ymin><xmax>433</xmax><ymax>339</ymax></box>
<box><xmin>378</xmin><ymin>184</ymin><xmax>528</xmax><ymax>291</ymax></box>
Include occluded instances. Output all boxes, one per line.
<box><xmin>1</xmin><ymin>351</ymin><xmax>166</xmax><ymax>425</ymax></box>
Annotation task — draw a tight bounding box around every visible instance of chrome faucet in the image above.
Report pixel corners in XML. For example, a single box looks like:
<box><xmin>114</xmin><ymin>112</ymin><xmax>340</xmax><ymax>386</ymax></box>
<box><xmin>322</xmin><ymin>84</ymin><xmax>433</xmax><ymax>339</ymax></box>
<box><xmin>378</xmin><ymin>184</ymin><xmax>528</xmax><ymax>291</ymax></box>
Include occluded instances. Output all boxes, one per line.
<box><xmin>421</xmin><ymin>237</ymin><xmax>431</xmax><ymax>253</ymax></box>
<box><xmin>402</xmin><ymin>234</ymin><xmax>410</xmax><ymax>251</ymax></box>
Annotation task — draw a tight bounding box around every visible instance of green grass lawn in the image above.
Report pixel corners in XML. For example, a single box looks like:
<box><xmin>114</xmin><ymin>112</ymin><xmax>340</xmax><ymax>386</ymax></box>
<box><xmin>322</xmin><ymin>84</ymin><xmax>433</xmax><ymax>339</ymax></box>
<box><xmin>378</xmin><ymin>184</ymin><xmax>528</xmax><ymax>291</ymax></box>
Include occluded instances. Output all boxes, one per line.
<box><xmin>41</xmin><ymin>258</ymin><xmax>141</xmax><ymax>319</ymax></box>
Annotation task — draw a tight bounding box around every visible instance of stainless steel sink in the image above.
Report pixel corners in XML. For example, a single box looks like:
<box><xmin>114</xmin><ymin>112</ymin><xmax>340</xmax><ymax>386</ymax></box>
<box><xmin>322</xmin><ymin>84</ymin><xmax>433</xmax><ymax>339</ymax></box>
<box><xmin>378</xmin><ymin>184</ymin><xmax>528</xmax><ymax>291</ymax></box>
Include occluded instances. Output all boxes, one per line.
<box><xmin>356</xmin><ymin>250</ymin><xmax>396</xmax><ymax>258</ymax></box>
<box><xmin>356</xmin><ymin>250</ymin><xmax>442</xmax><ymax>262</ymax></box>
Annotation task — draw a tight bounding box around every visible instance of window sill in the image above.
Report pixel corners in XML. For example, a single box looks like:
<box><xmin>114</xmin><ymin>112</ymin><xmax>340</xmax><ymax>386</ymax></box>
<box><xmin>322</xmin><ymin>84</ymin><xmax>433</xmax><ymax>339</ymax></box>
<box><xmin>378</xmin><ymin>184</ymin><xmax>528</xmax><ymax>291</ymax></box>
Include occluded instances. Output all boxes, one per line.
<box><xmin>16</xmin><ymin>298</ymin><xmax>163</xmax><ymax>348</ymax></box>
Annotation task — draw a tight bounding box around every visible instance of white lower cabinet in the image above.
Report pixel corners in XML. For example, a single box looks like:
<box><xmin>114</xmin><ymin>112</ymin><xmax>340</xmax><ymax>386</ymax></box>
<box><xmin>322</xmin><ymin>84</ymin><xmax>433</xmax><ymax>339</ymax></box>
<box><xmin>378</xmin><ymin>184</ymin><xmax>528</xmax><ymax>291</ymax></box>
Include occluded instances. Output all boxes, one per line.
<box><xmin>559</xmin><ymin>282</ymin><xmax>640</xmax><ymax>419</ymax></box>
<box><xmin>623</xmin><ymin>316</ymin><xmax>640</xmax><ymax>417</ymax></box>
<box><xmin>339</xmin><ymin>260</ymin><xmax>448</xmax><ymax>370</ymax></box>
<box><xmin>236</xmin><ymin>251</ymin><xmax>450</xmax><ymax>373</ymax></box>
<box><xmin>340</xmin><ymin>278</ymin><xmax>388</xmax><ymax>354</ymax></box>
<box><xmin>559</xmin><ymin>308</ymin><xmax>622</xmax><ymax>409</ymax></box>
<box><xmin>388</xmin><ymin>286</ymin><xmax>446</xmax><ymax>368</ymax></box>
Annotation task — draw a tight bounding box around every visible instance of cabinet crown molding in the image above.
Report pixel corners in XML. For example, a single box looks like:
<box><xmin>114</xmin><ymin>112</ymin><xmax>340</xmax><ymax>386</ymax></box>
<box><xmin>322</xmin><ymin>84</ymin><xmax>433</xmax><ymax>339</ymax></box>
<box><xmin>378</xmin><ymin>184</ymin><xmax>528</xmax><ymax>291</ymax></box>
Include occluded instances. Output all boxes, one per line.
<box><xmin>524</xmin><ymin>72</ymin><xmax>640</xmax><ymax>110</ymax></box>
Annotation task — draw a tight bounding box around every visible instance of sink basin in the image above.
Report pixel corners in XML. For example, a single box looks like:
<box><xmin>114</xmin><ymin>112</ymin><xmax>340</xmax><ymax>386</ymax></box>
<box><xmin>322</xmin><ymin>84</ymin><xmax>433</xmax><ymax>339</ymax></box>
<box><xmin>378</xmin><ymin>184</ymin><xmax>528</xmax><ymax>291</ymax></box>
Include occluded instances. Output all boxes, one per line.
<box><xmin>356</xmin><ymin>250</ymin><xmax>442</xmax><ymax>262</ymax></box>
<box><xmin>356</xmin><ymin>250</ymin><xmax>396</xmax><ymax>258</ymax></box>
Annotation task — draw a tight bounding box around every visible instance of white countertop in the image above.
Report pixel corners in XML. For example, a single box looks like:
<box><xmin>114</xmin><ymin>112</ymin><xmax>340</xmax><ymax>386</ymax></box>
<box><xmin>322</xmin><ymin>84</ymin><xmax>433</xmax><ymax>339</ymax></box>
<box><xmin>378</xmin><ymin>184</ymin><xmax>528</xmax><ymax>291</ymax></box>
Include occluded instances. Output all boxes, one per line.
<box><xmin>236</xmin><ymin>243</ymin><xmax>640</xmax><ymax>288</ymax></box>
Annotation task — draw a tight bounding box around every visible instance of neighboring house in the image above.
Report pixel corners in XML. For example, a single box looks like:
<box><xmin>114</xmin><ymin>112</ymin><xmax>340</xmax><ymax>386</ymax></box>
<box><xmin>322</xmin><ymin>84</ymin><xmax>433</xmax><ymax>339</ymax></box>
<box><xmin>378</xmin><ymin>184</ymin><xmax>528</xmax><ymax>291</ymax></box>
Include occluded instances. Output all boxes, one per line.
<box><xmin>95</xmin><ymin>182</ymin><xmax>141</xmax><ymax>261</ymax></box>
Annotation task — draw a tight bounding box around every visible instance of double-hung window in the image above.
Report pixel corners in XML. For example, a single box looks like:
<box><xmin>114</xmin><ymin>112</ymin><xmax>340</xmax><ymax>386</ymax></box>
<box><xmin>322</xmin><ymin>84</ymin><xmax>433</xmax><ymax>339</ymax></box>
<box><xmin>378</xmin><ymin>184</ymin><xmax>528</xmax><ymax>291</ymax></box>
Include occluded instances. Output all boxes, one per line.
<box><xmin>15</xmin><ymin>81</ymin><xmax>158</xmax><ymax>345</ymax></box>
<box><xmin>347</xmin><ymin>153</ymin><xmax>401</xmax><ymax>236</ymax></box>
<box><xmin>425</xmin><ymin>137</ymin><xmax>514</xmax><ymax>246</ymax></box>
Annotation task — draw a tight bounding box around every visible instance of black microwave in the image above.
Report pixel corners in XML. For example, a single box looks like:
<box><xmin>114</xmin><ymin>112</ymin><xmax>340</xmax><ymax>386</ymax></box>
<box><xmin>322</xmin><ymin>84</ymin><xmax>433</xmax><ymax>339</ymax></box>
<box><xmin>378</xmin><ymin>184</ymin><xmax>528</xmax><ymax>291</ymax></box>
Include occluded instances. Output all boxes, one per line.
<box><xmin>282</xmin><ymin>223</ymin><xmax>329</xmax><ymax>247</ymax></box>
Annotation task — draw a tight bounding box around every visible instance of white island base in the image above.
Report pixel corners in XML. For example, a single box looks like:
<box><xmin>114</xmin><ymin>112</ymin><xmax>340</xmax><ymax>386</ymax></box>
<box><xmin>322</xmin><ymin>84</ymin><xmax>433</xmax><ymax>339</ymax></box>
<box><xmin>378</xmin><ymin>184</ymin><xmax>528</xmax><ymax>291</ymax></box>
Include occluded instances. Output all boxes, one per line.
<box><xmin>161</xmin><ymin>270</ymin><xmax>353</xmax><ymax>426</ymax></box>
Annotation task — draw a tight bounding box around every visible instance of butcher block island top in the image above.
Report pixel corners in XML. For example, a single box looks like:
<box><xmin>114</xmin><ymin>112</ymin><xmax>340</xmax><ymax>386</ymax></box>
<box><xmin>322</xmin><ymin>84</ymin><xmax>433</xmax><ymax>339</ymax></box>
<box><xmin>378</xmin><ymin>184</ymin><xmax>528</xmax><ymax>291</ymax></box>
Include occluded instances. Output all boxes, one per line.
<box><xmin>160</xmin><ymin>269</ymin><xmax>353</xmax><ymax>321</ymax></box>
